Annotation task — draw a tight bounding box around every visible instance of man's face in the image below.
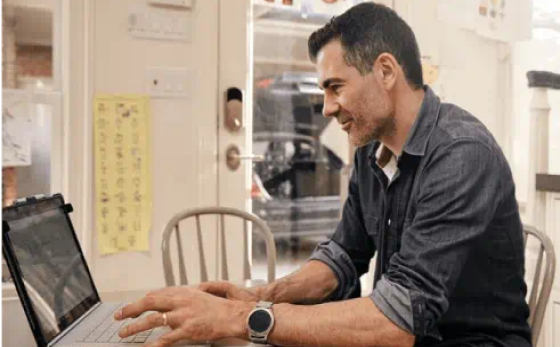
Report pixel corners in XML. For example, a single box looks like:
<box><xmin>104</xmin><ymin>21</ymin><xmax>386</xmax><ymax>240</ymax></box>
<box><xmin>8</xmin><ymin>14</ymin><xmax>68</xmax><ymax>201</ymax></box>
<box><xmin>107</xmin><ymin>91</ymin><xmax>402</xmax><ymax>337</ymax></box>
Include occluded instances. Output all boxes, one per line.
<box><xmin>317</xmin><ymin>40</ymin><xmax>395</xmax><ymax>147</ymax></box>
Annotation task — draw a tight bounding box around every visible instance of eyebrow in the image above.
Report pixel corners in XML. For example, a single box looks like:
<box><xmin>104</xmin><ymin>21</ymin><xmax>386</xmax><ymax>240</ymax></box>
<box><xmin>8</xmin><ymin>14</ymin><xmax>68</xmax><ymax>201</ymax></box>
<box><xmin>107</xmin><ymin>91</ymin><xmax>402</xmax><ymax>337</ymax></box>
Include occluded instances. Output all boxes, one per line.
<box><xmin>320</xmin><ymin>78</ymin><xmax>345</xmax><ymax>90</ymax></box>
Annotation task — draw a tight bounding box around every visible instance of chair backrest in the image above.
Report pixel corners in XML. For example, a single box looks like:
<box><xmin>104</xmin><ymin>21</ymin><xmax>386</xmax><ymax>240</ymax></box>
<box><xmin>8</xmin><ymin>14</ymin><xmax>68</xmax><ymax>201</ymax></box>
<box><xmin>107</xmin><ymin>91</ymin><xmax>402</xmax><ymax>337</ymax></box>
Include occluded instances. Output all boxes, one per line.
<box><xmin>161</xmin><ymin>207</ymin><xmax>276</xmax><ymax>286</ymax></box>
<box><xmin>523</xmin><ymin>225</ymin><xmax>556</xmax><ymax>346</ymax></box>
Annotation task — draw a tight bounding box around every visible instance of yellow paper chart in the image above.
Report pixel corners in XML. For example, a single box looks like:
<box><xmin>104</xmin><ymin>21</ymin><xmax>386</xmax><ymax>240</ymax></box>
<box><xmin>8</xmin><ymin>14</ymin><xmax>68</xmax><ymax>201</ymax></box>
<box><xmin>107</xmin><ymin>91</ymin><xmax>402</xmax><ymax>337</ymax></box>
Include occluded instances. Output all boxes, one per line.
<box><xmin>94</xmin><ymin>94</ymin><xmax>152</xmax><ymax>255</ymax></box>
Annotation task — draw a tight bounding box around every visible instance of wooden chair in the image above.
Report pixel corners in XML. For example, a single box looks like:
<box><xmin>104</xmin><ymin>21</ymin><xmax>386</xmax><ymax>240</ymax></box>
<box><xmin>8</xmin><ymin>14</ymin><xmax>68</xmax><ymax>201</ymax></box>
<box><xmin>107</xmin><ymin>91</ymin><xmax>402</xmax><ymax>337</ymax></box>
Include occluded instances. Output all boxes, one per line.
<box><xmin>523</xmin><ymin>225</ymin><xmax>556</xmax><ymax>346</ymax></box>
<box><xmin>161</xmin><ymin>207</ymin><xmax>276</xmax><ymax>286</ymax></box>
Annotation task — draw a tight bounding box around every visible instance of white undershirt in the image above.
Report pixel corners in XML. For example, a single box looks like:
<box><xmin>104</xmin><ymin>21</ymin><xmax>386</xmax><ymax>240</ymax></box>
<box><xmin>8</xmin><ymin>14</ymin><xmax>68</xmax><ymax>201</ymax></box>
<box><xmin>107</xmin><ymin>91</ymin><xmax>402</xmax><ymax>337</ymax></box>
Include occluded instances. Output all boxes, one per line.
<box><xmin>376</xmin><ymin>145</ymin><xmax>399</xmax><ymax>181</ymax></box>
<box><xmin>382</xmin><ymin>155</ymin><xmax>399</xmax><ymax>181</ymax></box>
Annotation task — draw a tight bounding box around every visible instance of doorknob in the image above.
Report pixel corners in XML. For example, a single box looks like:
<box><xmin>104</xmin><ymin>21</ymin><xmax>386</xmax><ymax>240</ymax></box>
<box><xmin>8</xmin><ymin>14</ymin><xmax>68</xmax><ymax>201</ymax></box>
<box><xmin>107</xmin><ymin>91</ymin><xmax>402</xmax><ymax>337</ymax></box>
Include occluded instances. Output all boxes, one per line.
<box><xmin>226</xmin><ymin>144</ymin><xmax>264</xmax><ymax>171</ymax></box>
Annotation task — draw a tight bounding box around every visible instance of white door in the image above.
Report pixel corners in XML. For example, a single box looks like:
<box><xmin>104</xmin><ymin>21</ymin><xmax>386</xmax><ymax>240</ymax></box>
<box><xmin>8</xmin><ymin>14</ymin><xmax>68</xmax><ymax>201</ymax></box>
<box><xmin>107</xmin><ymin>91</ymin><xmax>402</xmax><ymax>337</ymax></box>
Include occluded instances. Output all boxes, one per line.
<box><xmin>218</xmin><ymin>0</ymin><xmax>354</xmax><ymax>282</ymax></box>
<box><xmin>86</xmin><ymin>0</ymin><xmax>224</xmax><ymax>292</ymax></box>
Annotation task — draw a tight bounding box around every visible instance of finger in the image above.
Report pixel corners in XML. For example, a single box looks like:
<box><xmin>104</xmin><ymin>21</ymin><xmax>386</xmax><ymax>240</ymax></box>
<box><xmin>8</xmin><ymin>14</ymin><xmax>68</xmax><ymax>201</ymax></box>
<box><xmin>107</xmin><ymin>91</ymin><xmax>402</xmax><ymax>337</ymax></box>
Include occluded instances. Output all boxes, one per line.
<box><xmin>146</xmin><ymin>286</ymin><xmax>187</xmax><ymax>297</ymax></box>
<box><xmin>198</xmin><ymin>281</ymin><xmax>233</xmax><ymax>297</ymax></box>
<box><xmin>118</xmin><ymin>312</ymin><xmax>165</xmax><ymax>338</ymax></box>
<box><xmin>115</xmin><ymin>296</ymin><xmax>174</xmax><ymax>320</ymax></box>
<box><xmin>145</xmin><ymin>328</ymin><xmax>191</xmax><ymax>347</ymax></box>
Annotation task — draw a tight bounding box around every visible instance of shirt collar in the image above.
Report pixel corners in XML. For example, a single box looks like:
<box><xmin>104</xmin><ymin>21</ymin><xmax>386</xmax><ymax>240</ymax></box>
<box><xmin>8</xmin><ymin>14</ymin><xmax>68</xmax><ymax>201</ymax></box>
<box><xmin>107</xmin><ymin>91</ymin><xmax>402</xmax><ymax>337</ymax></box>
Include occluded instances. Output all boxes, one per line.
<box><xmin>401</xmin><ymin>85</ymin><xmax>441</xmax><ymax>156</ymax></box>
<box><xmin>367</xmin><ymin>85</ymin><xmax>441</xmax><ymax>160</ymax></box>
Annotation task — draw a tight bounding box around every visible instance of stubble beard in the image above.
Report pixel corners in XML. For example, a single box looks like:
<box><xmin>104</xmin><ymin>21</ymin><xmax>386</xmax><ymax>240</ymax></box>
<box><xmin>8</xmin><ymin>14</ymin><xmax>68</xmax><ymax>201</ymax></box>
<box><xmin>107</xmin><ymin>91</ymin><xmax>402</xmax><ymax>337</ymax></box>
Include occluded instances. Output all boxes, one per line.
<box><xmin>349</xmin><ymin>110</ymin><xmax>396</xmax><ymax>148</ymax></box>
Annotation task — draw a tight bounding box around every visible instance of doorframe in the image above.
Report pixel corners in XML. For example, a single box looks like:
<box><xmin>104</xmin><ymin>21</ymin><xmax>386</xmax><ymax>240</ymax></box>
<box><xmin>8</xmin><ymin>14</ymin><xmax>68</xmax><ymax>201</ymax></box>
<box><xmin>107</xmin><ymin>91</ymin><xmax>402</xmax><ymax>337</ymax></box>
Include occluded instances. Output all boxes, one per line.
<box><xmin>61</xmin><ymin>0</ymin><xmax>95</xmax><ymax>262</ymax></box>
<box><xmin>79</xmin><ymin>0</ymin><xmax>95</xmax><ymax>263</ymax></box>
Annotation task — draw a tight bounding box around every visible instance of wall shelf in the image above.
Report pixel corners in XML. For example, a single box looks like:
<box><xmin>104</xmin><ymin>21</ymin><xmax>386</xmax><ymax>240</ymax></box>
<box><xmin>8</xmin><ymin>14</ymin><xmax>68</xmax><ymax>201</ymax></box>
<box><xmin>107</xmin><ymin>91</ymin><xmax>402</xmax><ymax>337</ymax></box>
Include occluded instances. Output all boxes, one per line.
<box><xmin>537</xmin><ymin>174</ymin><xmax>560</xmax><ymax>193</ymax></box>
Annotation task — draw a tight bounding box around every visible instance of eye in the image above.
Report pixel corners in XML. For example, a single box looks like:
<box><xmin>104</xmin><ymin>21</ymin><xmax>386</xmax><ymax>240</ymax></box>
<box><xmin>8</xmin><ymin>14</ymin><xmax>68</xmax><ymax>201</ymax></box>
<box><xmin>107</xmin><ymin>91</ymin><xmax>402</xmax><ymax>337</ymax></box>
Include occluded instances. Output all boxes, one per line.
<box><xmin>331</xmin><ymin>85</ymin><xmax>342</xmax><ymax>95</ymax></box>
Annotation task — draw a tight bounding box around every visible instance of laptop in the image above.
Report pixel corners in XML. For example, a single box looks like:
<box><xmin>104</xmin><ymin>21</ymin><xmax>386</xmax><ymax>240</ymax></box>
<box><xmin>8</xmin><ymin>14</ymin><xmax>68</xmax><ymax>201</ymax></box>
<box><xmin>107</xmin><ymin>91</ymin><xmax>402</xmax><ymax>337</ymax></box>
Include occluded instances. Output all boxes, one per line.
<box><xmin>2</xmin><ymin>194</ymin><xmax>209</xmax><ymax>347</ymax></box>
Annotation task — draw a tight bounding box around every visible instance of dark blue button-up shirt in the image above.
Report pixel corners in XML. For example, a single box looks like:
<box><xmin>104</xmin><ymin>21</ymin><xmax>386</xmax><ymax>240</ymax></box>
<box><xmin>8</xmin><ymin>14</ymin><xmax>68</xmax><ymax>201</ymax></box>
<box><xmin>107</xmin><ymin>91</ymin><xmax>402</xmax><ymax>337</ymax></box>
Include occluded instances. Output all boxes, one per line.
<box><xmin>310</xmin><ymin>86</ymin><xmax>532</xmax><ymax>347</ymax></box>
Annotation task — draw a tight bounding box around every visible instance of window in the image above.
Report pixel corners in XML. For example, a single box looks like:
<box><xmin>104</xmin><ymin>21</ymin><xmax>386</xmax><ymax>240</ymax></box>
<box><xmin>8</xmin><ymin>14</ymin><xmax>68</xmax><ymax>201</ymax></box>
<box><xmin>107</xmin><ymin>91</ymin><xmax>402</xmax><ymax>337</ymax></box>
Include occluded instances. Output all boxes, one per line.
<box><xmin>2</xmin><ymin>0</ymin><xmax>64</xmax><ymax>206</ymax></box>
<box><xmin>2</xmin><ymin>0</ymin><xmax>64</xmax><ymax>288</ymax></box>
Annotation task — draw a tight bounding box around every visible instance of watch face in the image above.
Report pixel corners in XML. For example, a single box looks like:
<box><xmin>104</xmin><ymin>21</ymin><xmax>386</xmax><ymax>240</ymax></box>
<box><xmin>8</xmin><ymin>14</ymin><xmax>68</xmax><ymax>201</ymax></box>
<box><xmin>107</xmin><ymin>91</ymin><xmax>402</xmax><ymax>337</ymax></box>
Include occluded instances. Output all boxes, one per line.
<box><xmin>249</xmin><ymin>310</ymin><xmax>272</xmax><ymax>333</ymax></box>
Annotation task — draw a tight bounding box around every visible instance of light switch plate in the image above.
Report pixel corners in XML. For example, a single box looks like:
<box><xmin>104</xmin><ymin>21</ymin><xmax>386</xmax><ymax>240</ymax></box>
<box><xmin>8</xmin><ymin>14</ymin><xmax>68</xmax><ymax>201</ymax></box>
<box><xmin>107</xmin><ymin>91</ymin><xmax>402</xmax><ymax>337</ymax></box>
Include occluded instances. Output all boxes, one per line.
<box><xmin>128</xmin><ymin>3</ymin><xmax>192</xmax><ymax>42</ymax></box>
<box><xmin>146</xmin><ymin>67</ymin><xmax>192</xmax><ymax>99</ymax></box>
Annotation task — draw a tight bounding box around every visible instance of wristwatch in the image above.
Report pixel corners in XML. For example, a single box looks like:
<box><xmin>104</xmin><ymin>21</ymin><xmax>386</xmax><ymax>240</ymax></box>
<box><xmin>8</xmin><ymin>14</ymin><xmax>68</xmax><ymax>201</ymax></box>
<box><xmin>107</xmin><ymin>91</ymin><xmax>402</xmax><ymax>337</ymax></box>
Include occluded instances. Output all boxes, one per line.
<box><xmin>247</xmin><ymin>301</ymin><xmax>275</xmax><ymax>344</ymax></box>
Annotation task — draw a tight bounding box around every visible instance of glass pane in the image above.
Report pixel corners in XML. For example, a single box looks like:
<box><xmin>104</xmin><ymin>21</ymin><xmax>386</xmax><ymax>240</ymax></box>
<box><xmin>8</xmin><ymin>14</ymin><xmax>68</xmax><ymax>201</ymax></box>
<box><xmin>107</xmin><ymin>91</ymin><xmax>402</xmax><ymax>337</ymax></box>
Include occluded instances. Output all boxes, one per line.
<box><xmin>15</xmin><ymin>103</ymin><xmax>54</xmax><ymax>198</ymax></box>
<box><xmin>3</xmin><ymin>1</ymin><xmax>58</xmax><ymax>287</ymax></box>
<box><xmin>3</xmin><ymin>3</ymin><xmax>54</xmax><ymax>90</ymax></box>
<box><xmin>2</xmin><ymin>1</ymin><xmax>56</xmax><ymax>208</ymax></box>
<box><xmin>251</xmin><ymin>1</ymin><xmax>353</xmax><ymax>279</ymax></box>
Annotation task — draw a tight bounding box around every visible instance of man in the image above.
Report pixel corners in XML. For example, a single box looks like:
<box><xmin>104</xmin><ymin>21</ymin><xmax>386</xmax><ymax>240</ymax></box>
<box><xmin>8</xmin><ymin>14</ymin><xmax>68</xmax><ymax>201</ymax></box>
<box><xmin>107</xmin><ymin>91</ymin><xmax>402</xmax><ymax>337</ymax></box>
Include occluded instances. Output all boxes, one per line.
<box><xmin>115</xmin><ymin>3</ymin><xmax>531</xmax><ymax>347</ymax></box>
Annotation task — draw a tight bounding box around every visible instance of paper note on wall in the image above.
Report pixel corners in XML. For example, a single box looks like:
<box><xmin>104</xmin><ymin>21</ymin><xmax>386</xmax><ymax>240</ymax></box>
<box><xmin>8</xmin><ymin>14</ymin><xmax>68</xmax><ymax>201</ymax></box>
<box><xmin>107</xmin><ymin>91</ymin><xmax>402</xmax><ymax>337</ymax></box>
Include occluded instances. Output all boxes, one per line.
<box><xmin>94</xmin><ymin>94</ymin><xmax>152</xmax><ymax>255</ymax></box>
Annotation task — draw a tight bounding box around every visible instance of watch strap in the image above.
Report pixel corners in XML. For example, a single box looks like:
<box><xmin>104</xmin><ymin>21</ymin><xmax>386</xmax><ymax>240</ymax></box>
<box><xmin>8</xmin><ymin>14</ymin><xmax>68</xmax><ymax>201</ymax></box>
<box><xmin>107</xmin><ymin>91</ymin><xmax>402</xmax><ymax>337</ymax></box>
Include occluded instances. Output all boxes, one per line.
<box><xmin>249</xmin><ymin>334</ymin><xmax>268</xmax><ymax>344</ymax></box>
<box><xmin>256</xmin><ymin>301</ymin><xmax>273</xmax><ymax>309</ymax></box>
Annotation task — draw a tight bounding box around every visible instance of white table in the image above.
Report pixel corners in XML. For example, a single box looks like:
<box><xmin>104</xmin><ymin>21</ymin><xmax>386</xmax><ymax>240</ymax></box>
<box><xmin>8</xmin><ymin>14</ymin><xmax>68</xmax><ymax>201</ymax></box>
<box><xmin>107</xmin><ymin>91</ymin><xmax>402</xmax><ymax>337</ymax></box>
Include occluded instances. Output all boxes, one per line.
<box><xmin>3</xmin><ymin>284</ymin><xmax>38</xmax><ymax>347</ymax></box>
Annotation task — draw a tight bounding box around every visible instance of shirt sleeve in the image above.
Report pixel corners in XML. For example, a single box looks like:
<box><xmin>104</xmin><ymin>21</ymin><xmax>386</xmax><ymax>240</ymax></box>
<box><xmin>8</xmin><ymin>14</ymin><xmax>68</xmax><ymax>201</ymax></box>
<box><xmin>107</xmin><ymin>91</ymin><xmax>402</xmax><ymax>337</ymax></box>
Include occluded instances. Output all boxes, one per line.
<box><xmin>309</xmin><ymin>151</ymin><xmax>377</xmax><ymax>301</ymax></box>
<box><xmin>370</xmin><ymin>139</ymin><xmax>504</xmax><ymax>339</ymax></box>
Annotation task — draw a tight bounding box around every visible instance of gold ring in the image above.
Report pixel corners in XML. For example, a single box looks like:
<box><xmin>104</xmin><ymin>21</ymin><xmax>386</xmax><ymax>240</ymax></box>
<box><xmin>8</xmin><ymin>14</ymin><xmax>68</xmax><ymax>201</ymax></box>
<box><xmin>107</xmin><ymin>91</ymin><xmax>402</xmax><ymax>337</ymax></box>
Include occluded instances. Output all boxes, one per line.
<box><xmin>162</xmin><ymin>312</ymin><xmax>168</xmax><ymax>326</ymax></box>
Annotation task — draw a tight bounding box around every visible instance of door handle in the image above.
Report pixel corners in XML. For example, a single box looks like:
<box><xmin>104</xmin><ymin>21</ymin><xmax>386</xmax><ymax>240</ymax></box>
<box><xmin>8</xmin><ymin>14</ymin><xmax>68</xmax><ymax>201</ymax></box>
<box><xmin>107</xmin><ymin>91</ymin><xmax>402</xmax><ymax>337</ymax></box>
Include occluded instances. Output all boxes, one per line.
<box><xmin>226</xmin><ymin>144</ymin><xmax>264</xmax><ymax>171</ymax></box>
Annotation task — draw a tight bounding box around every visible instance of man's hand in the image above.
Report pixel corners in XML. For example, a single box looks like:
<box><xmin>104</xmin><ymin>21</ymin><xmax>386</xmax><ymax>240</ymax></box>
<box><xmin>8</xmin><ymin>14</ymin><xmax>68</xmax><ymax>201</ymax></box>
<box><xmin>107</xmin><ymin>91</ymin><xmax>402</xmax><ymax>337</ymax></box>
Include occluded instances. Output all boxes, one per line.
<box><xmin>198</xmin><ymin>281</ymin><xmax>261</xmax><ymax>302</ymax></box>
<box><xmin>114</xmin><ymin>287</ymin><xmax>253</xmax><ymax>347</ymax></box>
<box><xmin>138</xmin><ymin>281</ymin><xmax>259</xmax><ymax>302</ymax></box>
<box><xmin>200</xmin><ymin>261</ymin><xmax>338</xmax><ymax>305</ymax></box>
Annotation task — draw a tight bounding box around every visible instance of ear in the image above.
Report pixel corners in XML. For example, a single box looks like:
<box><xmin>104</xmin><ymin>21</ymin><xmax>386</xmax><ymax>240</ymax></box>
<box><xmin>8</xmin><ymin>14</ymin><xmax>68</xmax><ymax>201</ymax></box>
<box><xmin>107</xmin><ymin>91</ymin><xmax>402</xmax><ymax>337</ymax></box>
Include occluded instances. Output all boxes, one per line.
<box><xmin>375</xmin><ymin>53</ymin><xmax>398</xmax><ymax>91</ymax></box>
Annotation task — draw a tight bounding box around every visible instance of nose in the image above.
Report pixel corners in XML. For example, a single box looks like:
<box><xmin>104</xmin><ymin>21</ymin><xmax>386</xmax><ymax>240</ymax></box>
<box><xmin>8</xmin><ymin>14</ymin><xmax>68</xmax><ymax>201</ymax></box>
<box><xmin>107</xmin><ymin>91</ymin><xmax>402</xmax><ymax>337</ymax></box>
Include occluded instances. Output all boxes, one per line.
<box><xmin>322</xmin><ymin>94</ymin><xmax>339</xmax><ymax>118</ymax></box>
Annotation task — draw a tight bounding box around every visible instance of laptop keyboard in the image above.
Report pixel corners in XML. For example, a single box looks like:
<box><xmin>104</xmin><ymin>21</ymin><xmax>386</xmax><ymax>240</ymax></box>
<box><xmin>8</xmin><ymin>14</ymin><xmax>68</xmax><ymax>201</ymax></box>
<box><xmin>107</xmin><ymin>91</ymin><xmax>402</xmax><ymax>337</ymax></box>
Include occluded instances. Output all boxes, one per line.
<box><xmin>81</xmin><ymin>305</ymin><xmax>156</xmax><ymax>344</ymax></box>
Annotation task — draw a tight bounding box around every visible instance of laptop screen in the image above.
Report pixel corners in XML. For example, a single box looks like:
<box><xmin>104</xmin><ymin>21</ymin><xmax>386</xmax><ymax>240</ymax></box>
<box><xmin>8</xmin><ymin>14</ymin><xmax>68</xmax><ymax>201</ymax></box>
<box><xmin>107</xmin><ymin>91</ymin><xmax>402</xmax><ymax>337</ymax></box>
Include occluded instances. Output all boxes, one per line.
<box><xmin>3</xmin><ymin>196</ymin><xmax>99</xmax><ymax>345</ymax></box>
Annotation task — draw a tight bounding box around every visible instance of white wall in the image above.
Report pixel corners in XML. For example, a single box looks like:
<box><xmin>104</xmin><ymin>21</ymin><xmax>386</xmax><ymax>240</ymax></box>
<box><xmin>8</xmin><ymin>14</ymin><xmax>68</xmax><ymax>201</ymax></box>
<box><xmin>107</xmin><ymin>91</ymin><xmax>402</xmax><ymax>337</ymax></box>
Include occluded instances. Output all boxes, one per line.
<box><xmin>398</xmin><ymin>0</ymin><xmax>515</xmax><ymax>152</ymax></box>
<box><xmin>510</xmin><ymin>40</ymin><xmax>560</xmax><ymax>207</ymax></box>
